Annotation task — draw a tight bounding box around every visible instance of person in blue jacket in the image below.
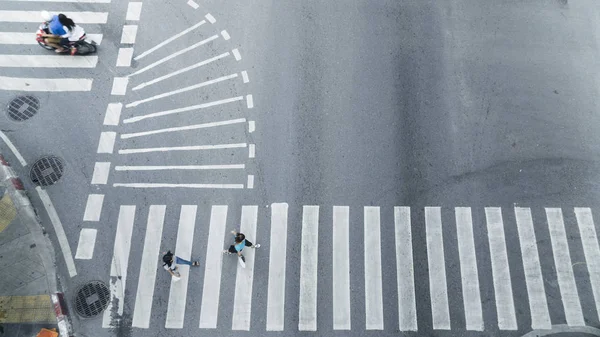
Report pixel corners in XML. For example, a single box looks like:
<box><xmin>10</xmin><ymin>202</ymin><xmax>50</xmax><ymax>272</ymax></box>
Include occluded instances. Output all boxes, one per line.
<box><xmin>39</xmin><ymin>11</ymin><xmax>69</xmax><ymax>52</ymax></box>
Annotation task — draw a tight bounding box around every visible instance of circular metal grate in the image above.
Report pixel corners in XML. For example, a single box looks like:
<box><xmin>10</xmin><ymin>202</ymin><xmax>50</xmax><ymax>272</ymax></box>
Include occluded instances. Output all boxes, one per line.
<box><xmin>7</xmin><ymin>96</ymin><xmax>40</xmax><ymax>121</ymax></box>
<box><xmin>29</xmin><ymin>156</ymin><xmax>64</xmax><ymax>186</ymax></box>
<box><xmin>74</xmin><ymin>281</ymin><xmax>110</xmax><ymax>318</ymax></box>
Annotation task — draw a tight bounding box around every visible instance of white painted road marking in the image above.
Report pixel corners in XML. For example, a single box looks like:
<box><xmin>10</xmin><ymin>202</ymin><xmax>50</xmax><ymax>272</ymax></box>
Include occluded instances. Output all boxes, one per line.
<box><xmin>123</xmin><ymin>96</ymin><xmax>243</xmax><ymax>123</ymax></box>
<box><xmin>514</xmin><ymin>207</ymin><xmax>550</xmax><ymax>329</ymax></box>
<box><xmin>299</xmin><ymin>206</ymin><xmax>319</xmax><ymax>331</ymax></box>
<box><xmin>246</xmin><ymin>94</ymin><xmax>254</xmax><ymax>108</ymax></box>
<box><xmin>121</xmin><ymin>118</ymin><xmax>246</xmax><ymax>139</ymax></box>
<box><xmin>205</xmin><ymin>13</ymin><xmax>216</xmax><ymax>24</ymax></box>
<box><xmin>74</xmin><ymin>228</ymin><xmax>97</xmax><ymax>260</ymax></box>
<box><xmin>267</xmin><ymin>203</ymin><xmax>288</xmax><ymax>331</ymax></box>
<box><xmin>364</xmin><ymin>206</ymin><xmax>384</xmax><ymax>330</ymax></box>
<box><xmin>103</xmin><ymin>205</ymin><xmax>136</xmax><ymax>328</ymax></box>
<box><xmin>246</xmin><ymin>175</ymin><xmax>254</xmax><ymax>189</ymax></box>
<box><xmin>241</xmin><ymin>71</ymin><xmax>249</xmax><ymax>83</ymax></box>
<box><xmin>116</xmin><ymin>48</ymin><xmax>134</xmax><ymax>67</ymax></box>
<box><xmin>91</xmin><ymin>162</ymin><xmax>111</xmax><ymax>184</ymax></box>
<box><xmin>574</xmin><ymin>208</ymin><xmax>600</xmax><ymax>322</ymax></box>
<box><xmin>249</xmin><ymin>144</ymin><xmax>255</xmax><ymax>158</ymax></box>
<box><xmin>0</xmin><ymin>55</ymin><xmax>97</xmax><ymax>68</ymax></box>
<box><xmin>115</xmin><ymin>164</ymin><xmax>244</xmax><ymax>171</ymax></box>
<box><xmin>0</xmin><ymin>130</ymin><xmax>27</xmax><ymax>166</ymax></box>
<box><xmin>0</xmin><ymin>77</ymin><xmax>93</xmax><ymax>92</ymax></box>
<box><xmin>199</xmin><ymin>205</ymin><xmax>227</xmax><ymax>328</ymax></box>
<box><xmin>455</xmin><ymin>207</ymin><xmax>483</xmax><ymax>331</ymax></box>
<box><xmin>221</xmin><ymin>30</ymin><xmax>230</xmax><ymax>40</ymax></box>
<box><xmin>166</xmin><ymin>205</ymin><xmax>197</xmax><ymax>328</ymax></box>
<box><xmin>111</xmin><ymin>77</ymin><xmax>129</xmax><ymax>95</ymax></box>
<box><xmin>113</xmin><ymin>183</ymin><xmax>245</xmax><ymax>189</ymax></box>
<box><xmin>545</xmin><ymin>208</ymin><xmax>585</xmax><ymax>326</ymax></box>
<box><xmin>425</xmin><ymin>207</ymin><xmax>450</xmax><ymax>330</ymax></box>
<box><xmin>119</xmin><ymin>143</ymin><xmax>247</xmax><ymax>154</ymax></box>
<box><xmin>232</xmin><ymin>48</ymin><xmax>242</xmax><ymax>61</ymax></box>
<box><xmin>485</xmin><ymin>207</ymin><xmax>517</xmax><ymax>330</ymax></box>
<box><xmin>126</xmin><ymin>2</ymin><xmax>142</xmax><ymax>21</ymax></box>
<box><xmin>134</xmin><ymin>20</ymin><xmax>206</xmax><ymax>61</ymax></box>
<box><xmin>97</xmin><ymin>132</ymin><xmax>116</xmax><ymax>154</ymax></box>
<box><xmin>120</xmin><ymin>26</ymin><xmax>138</xmax><ymax>44</ymax></box>
<box><xmin>248</xmin><ymin>121</ymin><xmax>255</xmax><ymax>133</ymax></box>
<box><xmin>132</xmin><ymin>205</ymin><xmax>166</xmax><ymax>328</ymax></box>
<box><xmin>36</xmin><ymin>186</ymin><xmax>76</xmax><ymax>277</ymax></box>
<box><xmin>83</xmin><ymin>194</ymin><xmax>104</xmax><ymax>221</ymax></box>
<box><xmin>232</xmin><ymin>206</ymin><xmax>258</xmax><ymax>330</ymax></box>
<box><xmin>0</xmin><ymin>33</ymin><xmax>102</xmax><ymax>45</ymax></box>
<box><xmin>5</xmin><ymin>0</ymin><xmax>111</xmax><ymax>2</ymax></box>
<box><xmin>333</xmin><ymin>206</ymin><xmax>351</xmax><ymax>330</ymax></box>
<box><xmin>395</xmin><ymin>206</ymin><xmax>417</xmax><ymax>331</ymax></box>
<box><xmin>187</xmin><ymin>0</ymin><xmax>199</xmax><ymax>9</ymax></box>
<box><xmin>104</xmin><ymin>103</ymin><xmax>122</xmax><ymax>126</ymax></box>
<box><xmin>0</xmin><ymin>10</ymin><xmax>107</xmax><ymax>23</ymax></box>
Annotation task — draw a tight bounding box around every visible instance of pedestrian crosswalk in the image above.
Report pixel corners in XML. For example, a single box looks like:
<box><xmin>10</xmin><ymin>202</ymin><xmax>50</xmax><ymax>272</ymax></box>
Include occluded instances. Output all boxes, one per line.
<box><xmin>100</xmin><ymin>203</ymin><xmax>600</xmax><ymax>333</ymax></box>
<box><xmin>0</xmin><ymin>0</ymin><xmax>108</xmax><ymax>92</ymax></box>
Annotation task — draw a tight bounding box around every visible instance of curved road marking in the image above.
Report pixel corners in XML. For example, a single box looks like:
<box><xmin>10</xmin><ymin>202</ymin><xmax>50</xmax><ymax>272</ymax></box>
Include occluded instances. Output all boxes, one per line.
<box><xmin>134</xmin><ymin>20</ymin><xmax>207</xmax><ymax>61</ymax></box>
<box><xmin>0</xmin><ymin>131</ymin><xmax>27</xmax><ymax>166</ymax></box>
<box><xmin>120</xmin><ymin>118</ymin><xmax>246</xmax><ymax>139</ymax></box>
<box><xmin>521</xmin><ymin>324</ymin><xmax>600</xmax><ymax>336</ymax></box>
<box><xmin>123</xmin><ymin>96</ymin><xmax>244</xmax><ymax>123</ymax></box>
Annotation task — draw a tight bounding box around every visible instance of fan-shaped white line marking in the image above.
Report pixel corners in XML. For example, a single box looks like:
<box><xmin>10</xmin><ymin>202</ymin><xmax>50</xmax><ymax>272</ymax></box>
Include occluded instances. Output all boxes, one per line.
<box><xmin>128</xmin><ymin>35</ymin><xmax>218</xmax><ymax>77</ymax></box>
<box><xmin>205</xmin><ymin>13</ymin><xmax>216</xmax><ymax>24</ymax></box>
<box><xmin>246</xmin><ymin>94</ymin><xmax>254</xmax><ymax>108</ymax></box>
<box><xmin>119</xmin><ymin>143</ymin><xmax>247</xmax><ymax>154</ymax></box>
<box><xmin>248</xmin><ymin>121</ymin><xmax>255</xmax><ymax>133</ymax></box>
<box><xmin>232</xmin><ymin>48</ymin><xmax>242</xmax><ymax>61</ymax></box>
<box><xmin>241</xmin><ymin>71</ymin><xmax>249</xmax><ymax>83</ymax></box>
<box><xmin>221</xmin><ymin>30</ymin><xmax>230</xmax><ymax>40</ymax></box>
<box><xmin>115</xmin><ymin>164</ymin><xmax>245</xmax><ymax>171</ymax></box>
<box><xmin>247</xmin><ymin>175</ymin><xmax>254</xmax><ymax>189</ymax></box>
<box><xmin>120</xmin><ymin>118</ymin><xmax>246</xmax><ymax>139</ymax></box>
<box><xmin>114</xmin><ymin>183</ymin><xmax>244</xmax><ymax>189</ymax></box>
<box><xmin>187</xmin><ymin>0</ymin><xmax>199</xmax><ymax>9</ymax></box>
<box><xmin>123</xmin><ymin>96</ymin><xmax>244</xmax><ymax>123</ymax></box>
<box><xmin>249</xmin><ymin>144</ymin><xmax>255</xmax><ymax>158</ymax></box>
<box><xmin>134</xmin><ymin>20</ymin><xmax>206</xmax><ymax>61</ymax></box>
<box><xmin>127</xmin><ymin>74</ymin><xmax>238</xmax><ymax>108</ymax></box>
<box><xmin>132</xmin><ymin>52</ymin><xmax>230</xmax><ymax>90</ymax></box>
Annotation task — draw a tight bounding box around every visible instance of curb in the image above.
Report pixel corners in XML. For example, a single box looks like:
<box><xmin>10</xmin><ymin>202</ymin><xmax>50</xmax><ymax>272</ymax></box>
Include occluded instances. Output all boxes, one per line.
<box><xmin>0</xmin><ymin>154</ymin><xmax>73</xmax><ymax>337</ymax></box>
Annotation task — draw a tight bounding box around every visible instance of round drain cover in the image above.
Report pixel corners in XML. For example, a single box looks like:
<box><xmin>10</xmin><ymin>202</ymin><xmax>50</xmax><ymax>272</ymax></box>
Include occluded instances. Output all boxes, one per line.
<box><xmin>74</xmin><ymin>281</ymin><xmax>110</xmax><ymax>318</ymax></box>
<box><xmin>7</xmin><ymin>96</ymin><xmax>40</xmax><ymax>121</ymax></box>
<box><xmin>30</xmin><ymin>156</ymin><xmax>64</xmax><ymax>186</ymax></box>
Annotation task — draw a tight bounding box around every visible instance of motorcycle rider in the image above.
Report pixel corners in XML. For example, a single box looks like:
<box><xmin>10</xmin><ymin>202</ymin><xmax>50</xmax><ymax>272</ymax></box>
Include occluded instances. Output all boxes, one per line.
<box><xmin>39</xmin><ymin>11</ymin><xmax>67</xmax><ymax>52</ymax></box>
<box><xmin>57</xmin><ymin>14</ymin><xmax>86</xmax><ymax>53</ymax></box>
<box><xmin>39</xmin><ymin>11</ymin><xmax>85</xmax><ymax>54</ymax></box>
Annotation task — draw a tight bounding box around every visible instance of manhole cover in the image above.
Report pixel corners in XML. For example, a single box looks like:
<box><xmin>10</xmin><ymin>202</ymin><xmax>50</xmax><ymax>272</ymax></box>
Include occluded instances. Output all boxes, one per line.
<box><xmin>7</xmin><ymin>96</ymin><xmax>39</xmax><ymax>121</ymax></box>
<box><xmin>30</xmin><ymin>156</ymin><xmax>64</xmax><ymax>186</ymax></box>
<box><xmin>74</xmin><ymin>281</ymin><xmax>110</xmax><ymax>318</ymax></box>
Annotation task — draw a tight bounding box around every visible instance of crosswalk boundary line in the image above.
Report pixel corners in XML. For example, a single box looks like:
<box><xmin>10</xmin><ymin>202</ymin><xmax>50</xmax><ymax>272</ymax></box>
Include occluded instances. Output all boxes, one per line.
<box><xmin>166</xmin><ymin>205</ymin><xmax>198</xmax><ymax>328</ymax></box>
<box><xmin>545</xmin><ymin>208</ymin><xmax>585</xmax><ymax>326</ymax></box>
<box><xmin>0</xmin><ymin>77</ymin><xmax>93</xmax><ymax>92</ymax></box>
<box><xmin>298</xmin><ymin>205</ymin><xmax>319</xmax><ymax>331</ymax></box>
<box><xmin>485</xmin><ymin>207</ymin><xmax>517</xmax><ymax>330</ymax></box>
<box><xmin>514</xmin><ymin>207</ymin><xmax>551</xmax><ymax>329</ymax></box>
<box><xmin>394</xmin><ymin>206</ymin><xmax>417</xmax><ymax>331</ymax></box>
<box><xmin>333</xmin><ymin>206</ymin><xmax>351</xmax><ymax>330</ymax></box>
<box><xmin>0</xmin><ymin>55</ymin><xmax>98</xmax><ymax>68</ymax></box>
<box><xmin>364</xmin><ymin>206</ymin><xmax>384</xmax><ymax>330</ymax></box>
<box><xmin>0</xmin><ymin>33</ymin><xmax>103</xmax><ymax>45</ymax></box>
<box><xmin>266</xmin><ymin>203</ymin><xmax>288</xmax><ymax>331</ymax></box>
<box><xmin>425</xmin><ymin>207</ymin><xmax>450</xmax><ymax>330</ymax></box>
<box><xmin>0</xmin><ymin>11</ymin><xmax>108</xmax><ymax>23</ymax></box>
<box><xmin>132</xmin><ymin>205</ymin><xmax>166</xmax><ymax>328</ymax></box>
<box><xmin>199</xmin><ymin>205</ymin><xmax>228</xmax><ymax>329</ymax></box>
<box><xmin>232</xmin><ymin>206</ymin><xmax>259</xmax><ymax>331</ymax></box>
<box><xmin>455</xmin><ymin>207</ymin><xmax>484</xmax><ymax>331</ymax></box>
<box><xmin>574</xmin><ymin>208</ymin><xmax>600</xmax><ymax>321</ymax></box>
<box><xmin>103</xmin><ymin>205</ymin><xmax>136</xmax><ymax>328</ymax></box>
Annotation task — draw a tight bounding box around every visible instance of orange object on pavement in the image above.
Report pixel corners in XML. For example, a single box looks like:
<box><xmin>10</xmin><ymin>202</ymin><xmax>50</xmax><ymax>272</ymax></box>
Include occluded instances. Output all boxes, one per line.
<box><xmin>36</xmin><ymin>328</ymin><xmax>58</xmax><ymax>337</ymax></box>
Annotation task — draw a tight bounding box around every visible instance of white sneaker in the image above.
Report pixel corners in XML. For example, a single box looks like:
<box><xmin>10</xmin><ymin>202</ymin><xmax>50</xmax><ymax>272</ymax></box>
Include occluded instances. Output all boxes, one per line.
<box><xmin>254</xmin><ymin>244</ymin><xmax>260</xmax><ymax>248</ymax></box>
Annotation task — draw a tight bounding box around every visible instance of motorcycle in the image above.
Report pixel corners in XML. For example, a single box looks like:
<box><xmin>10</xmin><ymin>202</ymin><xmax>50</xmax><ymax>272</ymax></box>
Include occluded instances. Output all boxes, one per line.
<box><xmin>35</xmin><ymin>22</ymin><xmax>97</xmax><ymax>55</ymax></box>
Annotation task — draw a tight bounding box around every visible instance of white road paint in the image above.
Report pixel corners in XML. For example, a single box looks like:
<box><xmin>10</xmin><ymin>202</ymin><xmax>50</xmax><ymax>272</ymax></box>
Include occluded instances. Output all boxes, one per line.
<box><xmin>36</xmin><ymin>187</ymin><xmax>76</xmax><ymax>277</ymax></box>
<box><xmin>123</xmin><ymin>96</ymin><xmax>243</xmax><ymax>123</ymax></box>
<box><xmin>91</xmin><ymin>162</ymin><xmax>111</xmax><ymax>184</ymax></box>
<box><xmin>200</xmin><ymin>205</ymin><xmax>228</xmax><ymax>328</ymax></box>
<box><xmin>514</xmin><ymin>207</ymin><xmax>550</xmax><ymax>329</ymax></box>
<box><xmin>232</xmin><ymin>48</ymin><xmax>242</xmax><ymax>61</ymax></box>
<box><xmin>267</xmin><ymin>203</ymin><xmax>288</xmax><ymax>331</ymax></box>
<box><xmin>166</xmin><ymin>205</ymin><xmax>197</xmax><ymax>328</ymax></box>
<box><xmin>249</xmin><ymin>144</ymin><xmax>255</xmax><ymax>158</ymax></box>
<box><xmin>132</xmin><ymin>52</ymin><xmax>230</xmax><ymax>90</ymax></box>
<box><xmin>0</xmin><ymin>11</ymin><xmax>107</xmax><ymax>23</ymax></box>
<box><xmin>299</xmin><ymin>206</ymin><xmax>319</xmax><ymax>331</ymax></box>
<box><xmin>246</xmin><ymin>175</ymin><xmax>254</xmax><ymax>189</ymax></box>
<box><xmin>119</xmin><ymin>143</ymin><xmax>247</xmax><ymax>154</ymax></box>
<box><xmin>425</xmin><ymin>207</ymin><xmax>450</xmax><ymax>330</ymax></box>
<box><xmin>395</xmin><ymin>206</ymin><xmax>417</xmax><ymax>331</ymax></box>
<box><xmin>83</xmin><ymin>194</ymin><xmax>104</xmax><ymax>221</ymax></box>
<box><xmin>121</xmin><ymin>118</ymin><xmax>246</xmax><ymax>139</ymax></box>
<box><xmin>134</xmin><ymin>20</ymin><xmax>206</xmax><ymax>61</ymax></box>
<box><xmin>0</xmin><ymin>32</ymin><xmax>102</xmax><ymax>45</ymax></box>
<box><xmin>246</xmin><ymin>94</ymin><xmax>254</xmax><ymax>108</ymax></box>
<box><xmin>187</xmin><ymin>0</ymin><xmax>199</xmax><ymax>9</ymax></box>
<box><xmin>113</xmin><ymin>183</ymin><xmax>245</xmax><ymax>189</ymax></box>
<box><xmin>0</xmin><ymin>130</ymin><xmax>27</xmax><ymax>166</ymax></box>
<box><xmin>0</xmin><ymin>55</ymin><xmax>97</xmax><ymax>68</ymax></box>
<box><xmin>455</xmin><ymin>207</ymin><xmax>483</xmax><ymax>331</ymax></box>
<box><xmin>120</xmin><ymin>25</ymin><xmax>138</xmax><ymax>44</ymax></box>
<box><xmin>115</xmin><ymin>164</ymin><xmax>244</xmax><ymax>171</ymax></box>
<box><xmin>248</xmin><ymin>121</ymin><xmax>255</xmax><ymax>133</ymax></box>
<box><xmin>205</xmin><ymin>13</ymin><xmax>216</xmax><ymax>23</ymax></box>
<box><xmin>132</xmin><ymin>205</ymin><xmax>166</xmax><ymax>328</ymax></box>
<box><xmin>241</xmin><ymin>71</ymin><xmax>249</xmax><ymax>83</ymax></box>
<box><xmin>5</xmin><ymin>0</ymin><xmax>110</xmax><ymax>2</ymax></box>
<box><xmin>545</xmin><ymin>208</ymin><xmax>585</xmax><ymax>326</ymax></box>
<box><xmin>128</xmin><ymin>35</ymin><xmax>218</xmax><ymax>77</ymax></box>
<box><xmin>0</xmin><ymin>76</ymin><xmax>93</xmax><ymax>92</ymax></box>
<box><xmin>103</xmin><ymin>205</ymin><xmax>136</xmax><ymax>328</ymax></box>
<box><xmin>221</xmin><ymin>30</ymin><xmax>230</xmax><ymax>40</ymax></box>
<box><xmin>522</xmin><ymin>324</ymin><xmax>600</xmax><ymax>337</ymax></box>
<box><xmin>74</xmin><ymin>228</ymin><xmax>97</xmax><ymax>260</ymax></box>
<box><xmin>104</xmin><ymin>103</ymin><xmax>122</xmax><ymax>126</ymax></box>
<box><xmin>111</xmin><ymin>77</ymin><xmax>129</xmax><ymax>95</ymax></box>
<box><xmin>574</xmin><ymin>208</ymin><xmax>600</xmax><ymax>322</ymax></box>
<box><xmin>126</xmin><ymin>2</ymin><xmax>142</xmax><ymax>21</ymax></box>
<box><xmin>116</xmin><ymin>48</ymin><xmax>134</xmax><ymax>67</ymax></box>
<box><xmin>232</xmin><ymin>206</ymin><xmax>258</xmax><ymax>330</ymax></box>
<box><xmin>126</xmin><ymin>74</ymin><xmax>238</xmax><ymax>107</ymax></box>
<box><xmin>364</xmin><ymin>206</ymin><xmax>384</xmax><ymax>330</ymax></box>
<box><xmin>333</xmin><ymin>206</ymin><xmax>351</xmax><ymax>330</ymax></box>
<box><xmin>485</xmin><ymin>207</ymin><xmax>517</xmax><ymax>330</ymax></box>
<box><xmin>97</xmin><ymin>132</ymin><xmax>116</xmax><ymax>154</ymax></box>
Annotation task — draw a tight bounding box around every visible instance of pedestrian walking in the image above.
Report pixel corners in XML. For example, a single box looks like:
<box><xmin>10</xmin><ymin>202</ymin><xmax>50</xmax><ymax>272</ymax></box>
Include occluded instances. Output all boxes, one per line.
<box><xmin>223</xmin><ymin>229</ymin><xmax>260</xmax><ymax>266</ymax></box>
<box><xmin>162</xmin><ymin>250</ymin><xmax>199</xmax><ymax>279</ymax></box>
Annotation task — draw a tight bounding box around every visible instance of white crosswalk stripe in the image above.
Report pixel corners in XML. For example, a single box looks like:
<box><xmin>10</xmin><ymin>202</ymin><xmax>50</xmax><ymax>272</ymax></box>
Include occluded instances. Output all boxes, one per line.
<box><xmin>99</xmin><ymin>204</ymin><xmax>600</xmax><ymax>333</ymax></box>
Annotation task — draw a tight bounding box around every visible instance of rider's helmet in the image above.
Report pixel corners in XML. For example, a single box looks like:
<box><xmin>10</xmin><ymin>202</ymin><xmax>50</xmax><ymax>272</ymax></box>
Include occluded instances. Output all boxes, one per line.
<box><xmin>40</xmin><ymin>11</ymin><xmax>52</xmax><ymax>22</ymax></box>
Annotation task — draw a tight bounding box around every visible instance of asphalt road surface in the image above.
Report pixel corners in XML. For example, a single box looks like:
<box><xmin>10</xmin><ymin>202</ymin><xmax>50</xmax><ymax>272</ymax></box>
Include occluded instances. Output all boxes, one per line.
<box><xmin>1</xmin><ymin>0</ymin><xmax>600</xmax><ymax>337</ymax></box>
